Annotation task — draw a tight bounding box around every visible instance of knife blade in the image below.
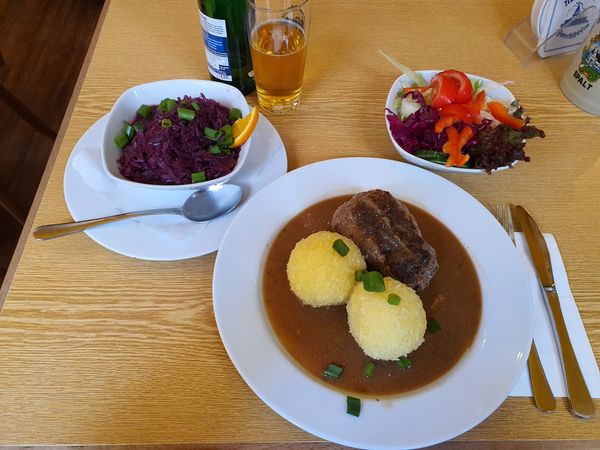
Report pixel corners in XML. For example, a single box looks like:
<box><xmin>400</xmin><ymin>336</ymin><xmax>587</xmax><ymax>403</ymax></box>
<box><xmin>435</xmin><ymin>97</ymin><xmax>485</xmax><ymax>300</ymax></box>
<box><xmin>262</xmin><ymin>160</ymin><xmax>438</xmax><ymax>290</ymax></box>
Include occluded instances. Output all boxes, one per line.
<box><xmin>516</xmin><ymin>205</ymin><xmax>594</xmax><ymax>418</ymax></box>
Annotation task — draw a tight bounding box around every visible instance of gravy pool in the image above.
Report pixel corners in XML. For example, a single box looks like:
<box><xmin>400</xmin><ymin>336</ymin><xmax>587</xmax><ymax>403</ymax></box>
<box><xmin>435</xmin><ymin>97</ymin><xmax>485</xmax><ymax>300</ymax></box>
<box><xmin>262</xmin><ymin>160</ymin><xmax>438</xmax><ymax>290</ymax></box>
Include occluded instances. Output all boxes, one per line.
<box><xmin>263</xmin><ymin>195</ymin><xmax>481</xmax><ymax>397</ymax></box>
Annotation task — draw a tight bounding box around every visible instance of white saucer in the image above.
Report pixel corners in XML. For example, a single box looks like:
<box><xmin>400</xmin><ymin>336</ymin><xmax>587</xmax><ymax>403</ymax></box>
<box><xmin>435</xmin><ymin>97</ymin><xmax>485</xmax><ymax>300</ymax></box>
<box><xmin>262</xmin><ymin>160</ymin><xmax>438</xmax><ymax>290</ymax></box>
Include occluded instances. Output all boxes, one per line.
<box><xmin>63</xmin><ymin>113</ymin><xmax>287</xmax><ymax>260</ymax></box>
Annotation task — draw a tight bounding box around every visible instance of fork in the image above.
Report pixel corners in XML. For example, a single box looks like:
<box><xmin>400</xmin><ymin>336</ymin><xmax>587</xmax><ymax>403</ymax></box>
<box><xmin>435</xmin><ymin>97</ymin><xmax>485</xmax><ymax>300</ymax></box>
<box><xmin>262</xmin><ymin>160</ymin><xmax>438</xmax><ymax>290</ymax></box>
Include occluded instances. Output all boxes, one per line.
<box><xmin>491</xmin><ymin>203</ymin><xmax>557</xmax><ymax>412</ymax></box>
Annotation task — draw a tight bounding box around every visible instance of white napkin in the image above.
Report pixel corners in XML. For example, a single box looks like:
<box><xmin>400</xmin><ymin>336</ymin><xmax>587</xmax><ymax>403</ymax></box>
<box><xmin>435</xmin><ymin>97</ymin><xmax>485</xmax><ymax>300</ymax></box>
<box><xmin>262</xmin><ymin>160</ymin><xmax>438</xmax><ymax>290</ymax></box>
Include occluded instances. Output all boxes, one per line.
<box><xmin>509</xmin><ymin>233</ymin><xmax>600</xmax><ymax>397</ymax></box>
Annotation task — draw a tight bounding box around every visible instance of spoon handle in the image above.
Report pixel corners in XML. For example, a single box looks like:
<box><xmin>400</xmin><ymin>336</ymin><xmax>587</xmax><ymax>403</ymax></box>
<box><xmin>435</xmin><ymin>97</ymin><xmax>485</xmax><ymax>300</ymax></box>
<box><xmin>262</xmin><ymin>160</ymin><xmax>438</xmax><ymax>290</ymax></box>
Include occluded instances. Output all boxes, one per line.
<box><xmin>33</xmin><ymin>208</ymin><xmax>181</xmax><ymax>240</ymax></box>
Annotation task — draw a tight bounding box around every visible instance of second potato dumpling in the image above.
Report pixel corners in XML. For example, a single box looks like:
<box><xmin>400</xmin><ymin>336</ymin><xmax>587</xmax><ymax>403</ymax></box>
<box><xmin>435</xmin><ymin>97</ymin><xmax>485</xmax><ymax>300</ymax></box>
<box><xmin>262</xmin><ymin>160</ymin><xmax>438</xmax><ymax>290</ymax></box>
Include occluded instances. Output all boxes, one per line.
<box><xmin>287</xmin><ymin>231</ymin><xmax>366</xmax><ymax>307</ymax></box>
<box><xmin>347</xmin><ymin>277</ymin><xmax>427</xmax><ymax>360</ymax></box>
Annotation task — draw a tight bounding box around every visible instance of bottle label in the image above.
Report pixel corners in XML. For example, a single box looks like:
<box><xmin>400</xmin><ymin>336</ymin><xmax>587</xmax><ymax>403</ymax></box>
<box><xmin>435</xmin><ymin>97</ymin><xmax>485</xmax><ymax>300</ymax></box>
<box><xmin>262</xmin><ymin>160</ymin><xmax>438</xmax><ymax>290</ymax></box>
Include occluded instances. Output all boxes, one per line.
<box><xmin>199</xmin><ymin>11</ymin><xmax>232</xmax><ymax>82</ymax></box>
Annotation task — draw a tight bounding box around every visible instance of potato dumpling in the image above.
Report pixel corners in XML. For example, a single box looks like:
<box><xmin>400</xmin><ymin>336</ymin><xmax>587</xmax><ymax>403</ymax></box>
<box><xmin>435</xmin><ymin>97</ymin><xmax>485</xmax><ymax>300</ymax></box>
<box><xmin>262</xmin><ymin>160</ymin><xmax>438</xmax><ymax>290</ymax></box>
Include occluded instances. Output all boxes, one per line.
<box><xmin>287</xmin><ymin>231</ymin><xmax>366</xmax><ymax>307</ymax></box>
<box><xmin>347</xmin><ymin>277</ymin><xmax>426</xmax><ymax>360</ymax></box>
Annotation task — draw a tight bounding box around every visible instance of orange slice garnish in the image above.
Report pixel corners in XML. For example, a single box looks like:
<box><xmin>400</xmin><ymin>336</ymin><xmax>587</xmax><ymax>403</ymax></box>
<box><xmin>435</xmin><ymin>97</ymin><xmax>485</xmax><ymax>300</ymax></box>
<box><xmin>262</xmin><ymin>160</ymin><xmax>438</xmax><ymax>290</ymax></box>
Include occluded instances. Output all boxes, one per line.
<box><xmin>231</xmin><ymin>106</ymin><xmax>259</xmax><ymax>148</ymax></box>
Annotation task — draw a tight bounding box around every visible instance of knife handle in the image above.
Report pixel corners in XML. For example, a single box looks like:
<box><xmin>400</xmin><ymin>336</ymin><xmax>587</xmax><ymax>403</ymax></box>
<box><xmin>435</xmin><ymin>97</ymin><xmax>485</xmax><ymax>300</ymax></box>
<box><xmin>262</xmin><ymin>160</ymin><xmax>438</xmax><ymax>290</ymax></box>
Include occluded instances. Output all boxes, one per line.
<box><xmin>546</xmin><ymin>290</ymin><xmax>595</xmax><ymax>418</ymax></box>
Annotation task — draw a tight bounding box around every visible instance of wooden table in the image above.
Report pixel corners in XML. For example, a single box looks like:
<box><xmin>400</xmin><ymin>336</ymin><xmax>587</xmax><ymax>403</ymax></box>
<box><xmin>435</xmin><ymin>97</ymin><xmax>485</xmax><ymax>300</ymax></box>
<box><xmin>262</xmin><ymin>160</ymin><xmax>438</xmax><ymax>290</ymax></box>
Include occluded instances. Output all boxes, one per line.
<box><xmin>1</xmin><ymin>0</ymin><xmax>598</xmax><ymax>448</ymax></box>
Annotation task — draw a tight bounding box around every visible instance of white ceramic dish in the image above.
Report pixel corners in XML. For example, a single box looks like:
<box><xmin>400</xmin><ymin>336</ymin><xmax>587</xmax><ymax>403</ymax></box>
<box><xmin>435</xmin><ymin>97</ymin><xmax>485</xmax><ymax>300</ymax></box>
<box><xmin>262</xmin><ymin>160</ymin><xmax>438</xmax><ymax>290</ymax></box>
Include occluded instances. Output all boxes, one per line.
<box><xmin>213</xmin><ymin>157</ymin><xmax>533</xmax><ymax>449</ymax></box>
<box><xmin>101</xmin><ymin>79</ymin><xmax>252</xmax><ymax>191</ymax></box>
<box><xmin>65</xmin><ymin>113</ymin><xmax>286</xmax><ymax>260</ymax></box>
<box><xmin>384</xmin><ymin>70</ymin><xmax>517</xmax><ymax>174</ymax></box>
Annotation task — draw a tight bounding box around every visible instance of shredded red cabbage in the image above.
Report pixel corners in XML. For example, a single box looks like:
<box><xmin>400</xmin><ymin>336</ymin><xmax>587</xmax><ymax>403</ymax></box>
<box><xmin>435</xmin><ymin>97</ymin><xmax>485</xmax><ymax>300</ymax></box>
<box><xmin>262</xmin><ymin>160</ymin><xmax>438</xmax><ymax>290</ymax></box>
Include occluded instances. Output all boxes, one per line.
<box><xmin>118</xmin><ymin>95</ymin><xmax>239</xmax><ymax>185</ymax></box>
<box><xmin>386</xmin><ymin>91</ymin><xmax>446</xmax><ymax>153</ymax></box>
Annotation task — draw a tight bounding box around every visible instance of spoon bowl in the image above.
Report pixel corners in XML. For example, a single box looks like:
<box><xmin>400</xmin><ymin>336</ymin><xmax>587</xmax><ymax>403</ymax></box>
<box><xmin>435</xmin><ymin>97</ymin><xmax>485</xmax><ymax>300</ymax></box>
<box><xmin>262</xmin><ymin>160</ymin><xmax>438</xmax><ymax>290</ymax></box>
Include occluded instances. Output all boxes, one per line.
<box><xmin>33</xmin><ymin>184</ymin><xmax>243</xmax><ymax>240</ymax></box>
<box><xmin>182</xmin><ymin>184</ymin><xmax>243</xmax><ymax>222</ymax></box>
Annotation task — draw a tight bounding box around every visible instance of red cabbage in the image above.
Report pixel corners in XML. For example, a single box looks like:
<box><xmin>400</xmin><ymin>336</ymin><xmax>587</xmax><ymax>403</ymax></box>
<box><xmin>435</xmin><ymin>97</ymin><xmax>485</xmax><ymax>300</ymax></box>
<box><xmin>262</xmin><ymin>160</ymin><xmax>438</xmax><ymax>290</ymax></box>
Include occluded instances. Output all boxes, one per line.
<box><xmin>386</xmin><ymin>91</ymin><xmax>446</xmax><ymax>154</ymax></box>
<box><xmin>118</xmin><ymin>95</ymin><xmax>239</xmax><ymax>185</ymax></box>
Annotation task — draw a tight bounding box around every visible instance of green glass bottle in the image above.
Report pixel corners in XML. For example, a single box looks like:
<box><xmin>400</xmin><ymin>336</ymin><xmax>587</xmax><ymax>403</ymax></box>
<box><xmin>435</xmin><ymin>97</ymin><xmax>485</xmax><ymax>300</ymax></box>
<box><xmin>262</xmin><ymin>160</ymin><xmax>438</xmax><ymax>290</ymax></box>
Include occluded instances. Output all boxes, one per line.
<box><xmin>198</xmin><ymin>0</ymin><xmax>255</xmax><ymax>95</ymax></box>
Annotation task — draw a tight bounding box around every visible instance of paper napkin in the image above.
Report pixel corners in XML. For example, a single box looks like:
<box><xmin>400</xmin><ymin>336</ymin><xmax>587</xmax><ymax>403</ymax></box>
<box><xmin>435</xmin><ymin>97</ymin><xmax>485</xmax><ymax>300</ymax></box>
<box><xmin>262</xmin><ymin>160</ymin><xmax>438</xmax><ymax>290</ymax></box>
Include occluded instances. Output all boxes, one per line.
<box><xmin>510</xmin><ymin>233</ymin><xmax>600</xmax><ymax>398</ymax></box>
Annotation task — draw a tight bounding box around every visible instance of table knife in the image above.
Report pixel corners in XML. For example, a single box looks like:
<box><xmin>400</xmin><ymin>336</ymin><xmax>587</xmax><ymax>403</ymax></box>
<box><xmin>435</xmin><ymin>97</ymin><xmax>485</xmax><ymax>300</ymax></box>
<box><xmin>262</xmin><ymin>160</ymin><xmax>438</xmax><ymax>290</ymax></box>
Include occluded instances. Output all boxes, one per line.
<box><xmin>516</xmin><ymin>205</ymin><xmax>595</xmax><ymax>419</ymax></box>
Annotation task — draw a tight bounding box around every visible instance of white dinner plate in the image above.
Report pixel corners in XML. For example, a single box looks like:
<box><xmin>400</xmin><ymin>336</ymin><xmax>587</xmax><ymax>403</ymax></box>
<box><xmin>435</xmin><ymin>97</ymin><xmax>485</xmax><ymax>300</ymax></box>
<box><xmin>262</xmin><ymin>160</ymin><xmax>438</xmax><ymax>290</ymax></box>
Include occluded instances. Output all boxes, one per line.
<box><xmin>213</xmin><ymin>157</ymin><xmax>533</xmax><ymax>449</ymax></box>
<box><xmin>63</xmin><ymin>113</ymin><xmax>287</xmax><ymax>260</ymax></box>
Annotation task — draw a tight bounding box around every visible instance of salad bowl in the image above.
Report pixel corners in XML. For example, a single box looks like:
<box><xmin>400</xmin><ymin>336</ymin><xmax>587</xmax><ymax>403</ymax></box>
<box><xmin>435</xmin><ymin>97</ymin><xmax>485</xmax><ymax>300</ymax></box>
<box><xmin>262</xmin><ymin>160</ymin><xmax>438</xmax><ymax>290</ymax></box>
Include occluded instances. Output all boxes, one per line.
<box><xmin>385</xmin><ymin>70</ymin><xmax>519</xmax><ymax>174</ymax></box>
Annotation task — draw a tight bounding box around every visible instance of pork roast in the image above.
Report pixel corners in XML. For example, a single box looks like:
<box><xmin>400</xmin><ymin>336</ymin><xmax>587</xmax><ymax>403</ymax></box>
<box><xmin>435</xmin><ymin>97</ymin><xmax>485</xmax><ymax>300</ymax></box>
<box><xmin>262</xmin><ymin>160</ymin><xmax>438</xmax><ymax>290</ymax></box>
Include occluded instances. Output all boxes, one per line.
<box><xmin>331</xmin><ymin>190</ymin><xmax>438</xmax><ymax>291</ymax></box>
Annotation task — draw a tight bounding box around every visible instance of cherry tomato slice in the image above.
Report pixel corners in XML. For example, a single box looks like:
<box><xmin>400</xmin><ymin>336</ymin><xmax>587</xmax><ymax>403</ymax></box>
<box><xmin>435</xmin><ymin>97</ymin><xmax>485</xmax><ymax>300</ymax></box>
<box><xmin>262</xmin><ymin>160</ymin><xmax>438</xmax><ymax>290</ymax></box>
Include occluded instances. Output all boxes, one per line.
<box><xmin>437</xmin><ymin>70</ymin><xmax>473</xmax><ymax>104</ymax></box>
<box><xmin>430</xmin><ymin>74</ymin><xmax>459</xmax><ymax>108</ymax></box>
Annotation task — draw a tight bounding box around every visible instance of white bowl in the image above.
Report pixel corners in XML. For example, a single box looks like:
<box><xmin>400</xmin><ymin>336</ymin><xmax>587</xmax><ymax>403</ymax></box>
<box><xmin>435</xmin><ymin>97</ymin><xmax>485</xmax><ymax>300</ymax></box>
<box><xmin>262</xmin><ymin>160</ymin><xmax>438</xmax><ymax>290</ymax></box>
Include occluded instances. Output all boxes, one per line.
<box><xmin>101</xmin><ymin>79</ymin><xmax>252</xmax><ymax>190</ymax></box>
<box><xmin>384</xmin><ymin>70</ymin><xmax>517</xmax><ymax>174</ymax></box>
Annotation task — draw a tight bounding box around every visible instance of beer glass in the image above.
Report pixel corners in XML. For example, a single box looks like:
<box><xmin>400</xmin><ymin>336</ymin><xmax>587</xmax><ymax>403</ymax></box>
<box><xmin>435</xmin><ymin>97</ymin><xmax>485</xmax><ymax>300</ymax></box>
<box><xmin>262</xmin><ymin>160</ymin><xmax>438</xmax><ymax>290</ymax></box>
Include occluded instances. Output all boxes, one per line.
<box><xmin>247</xmin><ymin>0</ymin><xmax>310</xmax><ymax>114</ymax></box>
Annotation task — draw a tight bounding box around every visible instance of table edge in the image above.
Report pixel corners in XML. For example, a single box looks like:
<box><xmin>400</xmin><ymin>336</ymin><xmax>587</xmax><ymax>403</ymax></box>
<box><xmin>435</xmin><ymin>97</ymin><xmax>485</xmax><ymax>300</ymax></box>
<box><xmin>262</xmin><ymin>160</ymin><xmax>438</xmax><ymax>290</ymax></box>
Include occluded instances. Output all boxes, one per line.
<box><xmin>0</xmin><ymin>0</ymin><xmax>112</xmax><ymax>310</ymax></box>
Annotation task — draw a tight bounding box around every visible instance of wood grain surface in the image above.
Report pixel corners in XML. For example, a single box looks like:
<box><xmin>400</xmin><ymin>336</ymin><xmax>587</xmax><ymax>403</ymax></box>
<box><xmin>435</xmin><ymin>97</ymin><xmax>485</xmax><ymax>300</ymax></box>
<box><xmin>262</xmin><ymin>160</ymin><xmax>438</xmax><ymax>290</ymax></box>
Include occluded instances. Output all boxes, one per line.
<box><xmin>0</xmin><ymin>0</ymin><xmax>105</xmax><ymax>288</ymax></box>
<box><xmin>0</xmin><ymin>0</ymin><xmax>598</xmax><ymax>447</ymax></box>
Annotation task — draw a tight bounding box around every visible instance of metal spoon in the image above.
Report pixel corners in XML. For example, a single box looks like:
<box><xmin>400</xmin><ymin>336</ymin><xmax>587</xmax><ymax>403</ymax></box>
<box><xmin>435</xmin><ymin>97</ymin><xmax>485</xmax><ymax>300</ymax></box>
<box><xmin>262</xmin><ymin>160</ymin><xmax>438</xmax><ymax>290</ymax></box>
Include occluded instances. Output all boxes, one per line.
<box><xmin>33</xmin><ymin>184</ymin><xmax>243</xmax><ymax>240</ymax></box>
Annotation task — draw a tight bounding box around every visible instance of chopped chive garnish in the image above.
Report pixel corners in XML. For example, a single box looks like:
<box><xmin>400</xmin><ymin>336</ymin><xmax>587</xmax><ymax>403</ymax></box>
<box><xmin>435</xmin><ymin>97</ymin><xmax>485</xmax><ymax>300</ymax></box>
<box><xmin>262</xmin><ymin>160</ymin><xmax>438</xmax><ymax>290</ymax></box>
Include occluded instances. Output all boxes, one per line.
<box><xmin>158</xmin><ymin>98</ymin><xmax>176</xmax><ymax>112</ymax></box>
<box><xmin>332</xmin><ymin>239</ymin><xmax>349</xmax><ymax>257</ymax></box>
<box><xmin>387</xmin><ymin>293</ymin><xmax>401</xmax><ymax>305</ymax></box>
<box><xmin>362</xmin><ymin>361</ymin><xmax>375</xmax><ymax>378</ymax></box>
<box><xmin>121</xmin><ymin>122</ymin><xmax>136</xmax><ymax>140</ymax></box>
<box><xmin>204</xmin><ymin>127</ymin><xmax>220</xmax><ymax>140</ymax></box>
<box><xmin>229</xmin><ymin>107</ymin><xmax>242</xmax><ymax>121</ymax></box>
<box><xmin>220</xmin><ymin>124</ymin><xmax>233</xmax><ymax>137</ymax></box>
<box><xmin>114</xmin><ymin>132</ymin><xmax>129</xmax><ymax>149</ymax></box>
<box><xmin>396</xmin><ymin>356</ymin><xmax>412</xmax><ymax>370</ymax></box>
<box><xmin>220</xmin><ymin>136</ymin><xmax>234</xmax><ymax>147</ymax></box>
<box><xmin>133</xmin><ymin>122</ymin><xmax>145</xmax><ymax>132</ymax></box>
<box><xmin>191</xmin><ymin>101</ymin><xmax>200</xmax><ymax>111</ymax></box>
<box><xmin>362</xmin><ymin>271</ymin><xmax>385</xmax><ymax>292</ymax></box>
<box><xmin>208</xmin><ymin>145</ymin><xmax>221</xmax><ymax>154</ymax></box>
<box><xmin>177</xmin><ymin>107</ymin><xmax>195</xmax><ymax>121</ymax></box>
<box><xmin>136</xmin><ymin>104</ymin><xmax>152</xmax><ymax>118</ymax></box>
<box><xmin>323</xmin><ymin>363</ymin><xmax>343</xmax><ymax>379</ymax></box>
<box><xmin>161</xmin><ymin>118</ymin><xmax>172</xmax><ymax>128</ymax></box>
<box><xmin>158</xmin><ymin>98</ymin><xmax>168</xmax><ymax>111</ymax></box>
<box><xmin>355</xmin><ymin>270</ymin><xmax>367</xmax><ymax>281</ymax></box>
<box><xmin>346</xmin><ymin>396</ymin><xmax>361</xmax><ymax>417</ymax></box>
<box><xmin>191</xmin><ymin>171</ymin><xmax>206</xmax><ymax>183</ymax></box>
<box><xmin>427</xmin><ymin>318</ymin><xmax>441</xmax><ymax>333</ymax></box>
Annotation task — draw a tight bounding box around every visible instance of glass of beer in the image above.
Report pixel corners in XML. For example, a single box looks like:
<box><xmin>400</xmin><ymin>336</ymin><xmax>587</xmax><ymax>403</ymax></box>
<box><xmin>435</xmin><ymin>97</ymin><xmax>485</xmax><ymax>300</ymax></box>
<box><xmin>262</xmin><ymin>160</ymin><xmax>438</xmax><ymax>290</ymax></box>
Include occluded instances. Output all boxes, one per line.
<box><xmin>246</xmin><ymin>0</ymin><xmax>310</xmax><ymax>114</ymax></box>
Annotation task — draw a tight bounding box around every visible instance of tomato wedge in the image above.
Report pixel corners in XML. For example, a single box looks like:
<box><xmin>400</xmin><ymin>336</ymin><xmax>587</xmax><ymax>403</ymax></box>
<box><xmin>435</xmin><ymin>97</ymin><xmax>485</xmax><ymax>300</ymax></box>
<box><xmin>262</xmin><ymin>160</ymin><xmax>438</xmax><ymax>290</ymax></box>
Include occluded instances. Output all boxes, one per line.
<box><xmin>430</xmin><ymin>73</ymin><xmax>459</xmax><ymax>108</ymax></box>
<box><xmin>437</xmin><ymin>70</ymin><xmax>473</xmax><ymax>104</ymax></box>
<box><xmin>487</xmin><ymin>101</ymin><xmax>525</xmax><ymax>130</ymax></box>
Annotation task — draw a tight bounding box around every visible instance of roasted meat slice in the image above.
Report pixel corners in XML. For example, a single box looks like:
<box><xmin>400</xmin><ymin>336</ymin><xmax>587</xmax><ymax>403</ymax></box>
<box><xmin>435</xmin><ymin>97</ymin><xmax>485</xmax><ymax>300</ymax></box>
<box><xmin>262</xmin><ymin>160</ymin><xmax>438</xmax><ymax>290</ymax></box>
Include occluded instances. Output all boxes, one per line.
<box><xmin>331</xmin><ymin>189</ymin><xmax>438</xmax><ymax>291</ymax></box>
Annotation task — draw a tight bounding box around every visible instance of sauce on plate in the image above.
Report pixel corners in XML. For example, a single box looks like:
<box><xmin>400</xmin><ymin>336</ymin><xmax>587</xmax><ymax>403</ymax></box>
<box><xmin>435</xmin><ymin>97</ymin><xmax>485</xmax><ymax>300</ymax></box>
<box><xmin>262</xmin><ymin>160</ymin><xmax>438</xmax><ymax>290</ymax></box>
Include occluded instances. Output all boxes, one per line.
<box><xmin>263</xmin><ymin>195</ymin><xmax>482</xmax><ymax>397</ymax></box>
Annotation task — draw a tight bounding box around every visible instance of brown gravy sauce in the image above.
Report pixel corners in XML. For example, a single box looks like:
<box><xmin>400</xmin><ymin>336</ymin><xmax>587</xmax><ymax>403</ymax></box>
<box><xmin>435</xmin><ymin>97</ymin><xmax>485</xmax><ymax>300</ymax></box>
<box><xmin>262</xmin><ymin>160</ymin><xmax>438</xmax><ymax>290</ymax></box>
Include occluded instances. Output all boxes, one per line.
<box><xmin>262</xmin><ymin>195</ymin><xmax>482</xmax><ymax>397</ymax></box>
